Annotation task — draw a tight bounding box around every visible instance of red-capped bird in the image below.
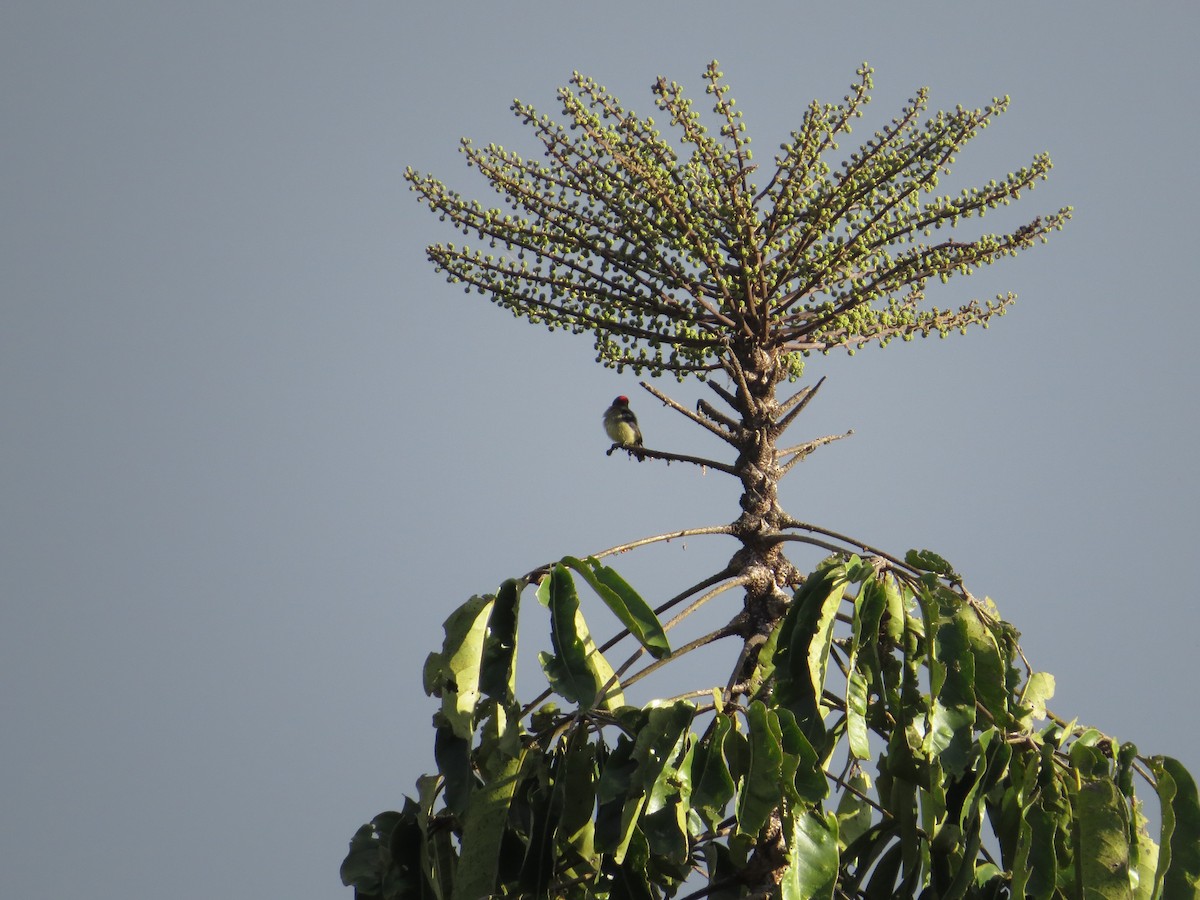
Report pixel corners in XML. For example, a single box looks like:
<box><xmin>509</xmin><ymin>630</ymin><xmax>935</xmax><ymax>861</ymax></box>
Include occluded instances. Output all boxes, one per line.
<box><xmin>603</xmin><ymin>396</ymin><xmax>644</xmax><ymax>456</ymax></box>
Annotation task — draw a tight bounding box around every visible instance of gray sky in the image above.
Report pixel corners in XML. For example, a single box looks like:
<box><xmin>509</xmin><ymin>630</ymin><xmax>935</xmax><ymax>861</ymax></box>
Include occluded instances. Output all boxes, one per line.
<box><xmin>3</xmin><ymin>3</ymin><xmax>1197</xmax><ymax>897</ymax></box>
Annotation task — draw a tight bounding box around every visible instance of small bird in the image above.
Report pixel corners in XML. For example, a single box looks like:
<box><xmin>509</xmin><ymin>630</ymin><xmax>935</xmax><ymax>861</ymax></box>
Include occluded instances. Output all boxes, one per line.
<box><xmin>603</xmin><ymin>395</ymin><xmax>644</xmax><ymax>457</ymax></box>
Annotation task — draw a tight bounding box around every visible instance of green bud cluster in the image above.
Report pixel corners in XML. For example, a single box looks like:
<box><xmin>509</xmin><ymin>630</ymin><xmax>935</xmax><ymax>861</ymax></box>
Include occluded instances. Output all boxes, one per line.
<box><xmin>406</xmin><ymin>62</ymin><xmax>1071</xmax><ymax>379</ymax></box>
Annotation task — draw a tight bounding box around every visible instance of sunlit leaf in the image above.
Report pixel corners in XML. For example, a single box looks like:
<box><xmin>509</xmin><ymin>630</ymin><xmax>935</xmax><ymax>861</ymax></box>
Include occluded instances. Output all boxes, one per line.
<box><xmin>1074</xmin><ymin>776</ymin><xmax>1132</xmax><ymax>899</ymax></box>
<box><xmin>563</xmin><ymin>556</ymin><xmax>671</xmax><ymax>659</ymax></box>
<box><xmin>737</xmin><ymin>700</ymin><xmax>785</xmax><ymax>838</ymax></box>
<box><xmin>905</xmin><ymin>548</ymin><xmax>958</xmax><ymax>578</ymax></box>
<box><xmin>691</xmin><ymin>714</ymin><xmax>736</xmax><ymax>829</ymax></box>
<box><xmin>425</xmin><ymin>594</ymin><xmax>493</xmax><ymax>740</ymax></box>
<box><xmin>538</xmin><ymin>564</ymin><xmax>624</xmax><ymax>710</ymax></box>
<box><xmin>1151</xmin><ymin>756</ymin><xmax>1200</xmax><ymax>899</ymax></box>
<box><xmin>781</xmin><ymin>808</ymin><xmax>839</xmax><ymax>900</ymax></box>
<box><xmin>451</xmin><ymin>749</ymin><xmax>528</xmax><ymax>900</ymax></box>
<box><xmin>774</xmin><ymin>564</ymin><xmax>847</xmax><ymax>742</ymax></box>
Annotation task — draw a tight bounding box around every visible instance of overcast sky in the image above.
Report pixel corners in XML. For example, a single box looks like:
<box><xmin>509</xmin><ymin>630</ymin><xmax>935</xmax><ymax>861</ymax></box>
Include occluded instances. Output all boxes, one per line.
<box><xmin>3</xmin><ymin>3</ymin><xmax>1198</xmax><ymax>897</ymax></box>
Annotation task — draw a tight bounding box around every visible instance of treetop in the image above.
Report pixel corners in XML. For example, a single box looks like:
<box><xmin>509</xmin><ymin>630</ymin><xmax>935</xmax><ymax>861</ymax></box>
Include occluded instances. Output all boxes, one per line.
<box><xmin>407</xmin><ymin>61</ymin><xmax>1071</xmax><ymax>380</ymax></box>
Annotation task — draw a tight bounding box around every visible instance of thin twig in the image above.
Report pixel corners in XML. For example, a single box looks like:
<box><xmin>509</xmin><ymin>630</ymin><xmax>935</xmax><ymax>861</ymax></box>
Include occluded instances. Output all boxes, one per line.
<box><xmin>722</xmin><ymin>350</ymin><xmax>758</xmax><ymax>417</ymax></box>
<box><xmin>775</xmin><ymin>375</ymin><xmax>826</xmax><ymax>426</ymax></box>
<box><xmin>620</xmin><ymin>624</ymin><xmax>740</xmax><ymax>691</ymax></box>
<box><xmin>778</xmin><ymin>518</ymin><xmax>922</xmax><ymax>577</ymax></box>
<box><xmin>661</xmin><ymin>575</ymin><xmax>752</xmax><ymax>634</ymax></box>
<box><xmin>592</xmin><ymin>525</ymin><xmax>736</xmax><ymax>561</ymax></box>
<box><xmin>609</xmin><ymin>442</ymin><xmax>740</xmax><ymax>475</ymax></box>
<box><xmin>778</xmin><ymin>430</ymin><xmax>854</xmax><ymax>475</ymax></box>
<box><xmin>706</xmin><ymin>378</ymin><xmax>740</xmax><ymax>411</ymax></box>
<box><xmin>696</xmin><ymin>398</ymin><xmax>739</xmax><ymax>430</ymax></box>
<box><xmin>640</xmin><ymin>381</ymin><xmax>738</xmax><ymax>445</ymax></box>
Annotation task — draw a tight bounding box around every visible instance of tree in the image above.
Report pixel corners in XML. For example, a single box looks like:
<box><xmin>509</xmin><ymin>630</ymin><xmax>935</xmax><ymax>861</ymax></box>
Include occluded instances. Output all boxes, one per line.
<box><xmin>342</xmin><ymin>63</ymin><xmax>1200</xmax><ymax>899</ymax></box>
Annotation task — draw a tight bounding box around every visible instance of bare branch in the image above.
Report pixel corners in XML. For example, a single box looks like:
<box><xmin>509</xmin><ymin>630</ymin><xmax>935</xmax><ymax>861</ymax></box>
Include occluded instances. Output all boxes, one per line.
<box><xmin>592</xmin><ymin>526</ymin><xmax>737</xmax><ymax>562</ymax></box>
<box><xmin>706</xmin><ymin>378</ymin><xmax>740</xmax><ymax>412</ymax></box>
<box><xmin>778</xmin><ymin>430</ymin><xmax>854</xmax><ymax>475</ymax></box>
<box><xmin>640</xmin><ymin>381</ymin><xmax>737</xmax><ymax>445</ymax></box>
<box><xmin>696</xmin><ymin>398</ymin><xmax>739</xmax><ymax>430</ymax></box>
<box><xmin>774</xmin><ymin>376</ymin><xmax>826</xmax><ymax>436</ymax></box>
<box><xmin>609</xmin><ymin>441</ymin><xmax>740</xmax><ymax>475</ymax></box>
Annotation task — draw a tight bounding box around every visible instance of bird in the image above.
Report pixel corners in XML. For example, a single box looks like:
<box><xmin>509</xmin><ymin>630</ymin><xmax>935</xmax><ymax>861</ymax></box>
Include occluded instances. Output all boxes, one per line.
<box><xmin>603</xmin><ymin>395</ymin><xmax>644</xmax><ymax>457</ymax></box>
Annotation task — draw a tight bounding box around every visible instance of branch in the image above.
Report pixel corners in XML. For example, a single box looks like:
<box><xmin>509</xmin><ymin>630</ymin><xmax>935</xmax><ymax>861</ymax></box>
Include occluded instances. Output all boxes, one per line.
<box><xmin>722</xmin><ymin>349</ymin><xmax>759</xmax><ymax>417</ymax></box>
<box><xmin>592</xmin><ymin>526</ymin><xmax>737</xmax><ymax>562</ymax></box>
<box><xmin>777</xmin><ymin>430</ymin><xmax>854</xmax><ymax>475</ymax></box>
<box><xmin>696</xmin><ymin>398</ymin><xmax>739</xmax><ymax>430</ymax></box>
<box><xmin>774</xmin><ymin>376</ymin><xmax>826</xmax><ymax>434</ymax></box>
<box><xmin>609</xmin><ymin>442</ymin><xmax>740</xmax><ymax>476</ymax></box>
<box><xmin>706</xmin><ymin>378</ymin><xmax>740</xmax><ymax>412</ymax></box>
<box><xmin>777</xmin><ymin>517</ymin><xmax>922</xmax><ymax>576</ymax></box>
<box><xmin>619</xmin><ymin>622</ymin><xmax>741</xmax><ymax>692</ymax></box>
<box><xmin>640</xmin><ymin>380</ymin><xmax>738</xmax><ymax>445</ymax></box>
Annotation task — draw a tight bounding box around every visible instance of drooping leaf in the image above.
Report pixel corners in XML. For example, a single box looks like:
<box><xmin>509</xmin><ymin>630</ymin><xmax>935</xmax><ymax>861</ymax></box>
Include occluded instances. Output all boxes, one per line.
<box><xmin>737</xmin><ymin>700</ymin><xmax>785</xmax><ymax>838</ymax></box>
<box><xmin>960</xmin><ymin>609</ymin><xmax>1009</xmax><ymax>726</ymax></box>
<box><xmin>1151</xmin><ymin>755</ymin><xmax>1200</xmax><ymax>899</ymax></box>
<box><xmin>478</xmin><ymin>578</ymin><xmax>521</xmax><ymax>704</ymax></box>
<box><xmin>1133</xmin><ymin>829</ymin><xmax>1161</xmax><ymax>900</ymax></box>
<box><xmin>538</xmin><ymin>564</ymin><xmax>624</xmax><ymax>710</ymax></box>
<box><xmin>780</xmin><ymin>808</ymin><xmax>839</xmax><ymax>900</ymax></box>
<box><xmin>1017</xmin><ymin>671</ymin><xmax>1055</xmax><ymax>730</ymax></box>
<box><xmin>425</xmin><ymin>594</ymin><xmax>494</xmax><ymax>740</ymax></box>
<box><xmin>451</xmin><ymin>749</ymin><xmax>528</xmax><ymax>900</ymax></box>
<box><xmin>835</xmin><ymin>768</ymin><xmax>874</xmax><ymax>849</ymax></box>
<box><xmin>846</xmin><ymin>669</ymin><xmax>871</xmax><ymax>761</ymax></box>
<box><xmin>1074</xmin><ymin>776</ymin><xmax>1132</xmax><ymax>899</ymax></box>
<box><xmin>926</xmin><ymin>607</ymin><xmax>976</xmax><ymax>775</ymax></box>
<box><xmin>598</xmin><ymin>702</ymin><xmax>695</xmax><ymax>864</ymax></box>
<box><xmin>774</xmin><ymin>563</ymin><xmax>847</xmax><ymax>742</ymax></box>
<box><xmin>433</xmin><ymin>725</ymin><xmax>474</xmax><ymax>816</ymax></box>
<box><xmin>691</xmin><ymin>714</ymin><xmax>736</xmax><ymax>829</ymax></box>
<box><xmin>642</xmin><ymin>719</ymin><xmax>694</xmax><ymax>865</ymax></box>
<box><xmin>563</xmin><ymin>556</ymin><xmax>671</xmax><ymax>659</ymax></box>
<box><xmin>905</xmin><ymin>548</ymin><xmax>959</xmax><ymax>579</ymax></box>
<box><xmin>554</xmin><ymin>732</ymin><xmax>600</xmax><ymax>871</ymax></box>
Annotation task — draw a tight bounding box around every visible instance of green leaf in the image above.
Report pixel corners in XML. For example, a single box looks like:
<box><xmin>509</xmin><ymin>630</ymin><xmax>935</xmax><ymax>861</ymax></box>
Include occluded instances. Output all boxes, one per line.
<box><xmin>737</xmin><ymin>700</ymin><xmax>785</xmax><ymax>838</ymax></box>
<box><xmin>563</xmin><ymin>556</ymin><xmax>670</xmax><ymax>659</ymax></box>
<box><xmin>846</xmin><ymin>669</ymin><xmax>870</xmax><ymax>761</ymax></box>
<box><xmin>780</xmin><ymin>808</ymin><xmax>839</xmax><ymax>900</ymax></box>
<box><xmin>478</xmin><ymin>578</ymin><xmax>521</xmax><ymax>704</ymax></box>
<box><xmin>836</xmin><ymin>768</ymin><xmax>874</xmax><ymax>849</ymax></box>
<box><xmin>774</xmin><ymin>564</ymin><xmax>848</xmax><ymax>742</ymax></box>
<box><xmin>926</xmin><ymin>607</ymin><xmax>976</xmax><ymax>775</ymax></box>
<box><xmin>1018</xmin><ymin>671</ymin><xmax>1055</xmax><ymax>729</ymax></box>
<box><xmin>1074</xmin><ymin>776</ymin><xmax>1132</xmax><ymax>899</ymax></box>
<box><xmin>426</xmin><ymin>594</ymin><xmax>493</xmax><ymax>740</ymax></box>
<box><xmin>600</xmin><ymin>702</ymin><xmax>694</xmax><ymax>865</ymax></box>
<box><xmin>775</xmin><ymin>706</ymin><xmax>826</xmax><ymax>805</ymax></box>
<box><xmin>1133</xmin><ymin>830</ymin><xmax>1160</xmax><ymax>900</ymax></box>
<box><xmin>1151</xmin><ymin>756</ymin><xmax>1200</xmax><ymax>899</ymax></box>
<box><xmin>452</xmin><ymin>749</ymin><xmax>528</xmax><ymax>900</ymax></box>
<box><xmin>905</xmin><ymin>548</ymin><xmax>958</xmax><ymax>578</ymax></box>
<box><xmin>851</xmin><ymin>575</ymin><xmax>887</xmax><ymax>682</ymax></box>
<box><xmin>882</xmin><ymin>573</ymin><xmax>907</xmax><ymax>643</ymax></box>
<box><xmin>554</xmin><ymin>735</ymin><xmax>600</xmax><ymax>870</ymax></box>
<box><xmin>642</xmin><ymin>722</ymin><xmax>693</xmax><ymax>866</ymax></box>
<box><xmin>960</xmin><ymin>610</ymin><xmax>1009</xmax><ymax>726</ymax></box>
<box><xmin>433</xmin><ymin>725</ymin><xmax>473</xmax><ymax>816</ymax></box>
<box><xmin>691</xmin><ymin>714</ymin><xmax>736</xmax><ymax>829</ymax></box>
<box><xmin>538</xmin><ymin>564</ymin><xmax>624</xmax><ymax>710</ymax></box>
